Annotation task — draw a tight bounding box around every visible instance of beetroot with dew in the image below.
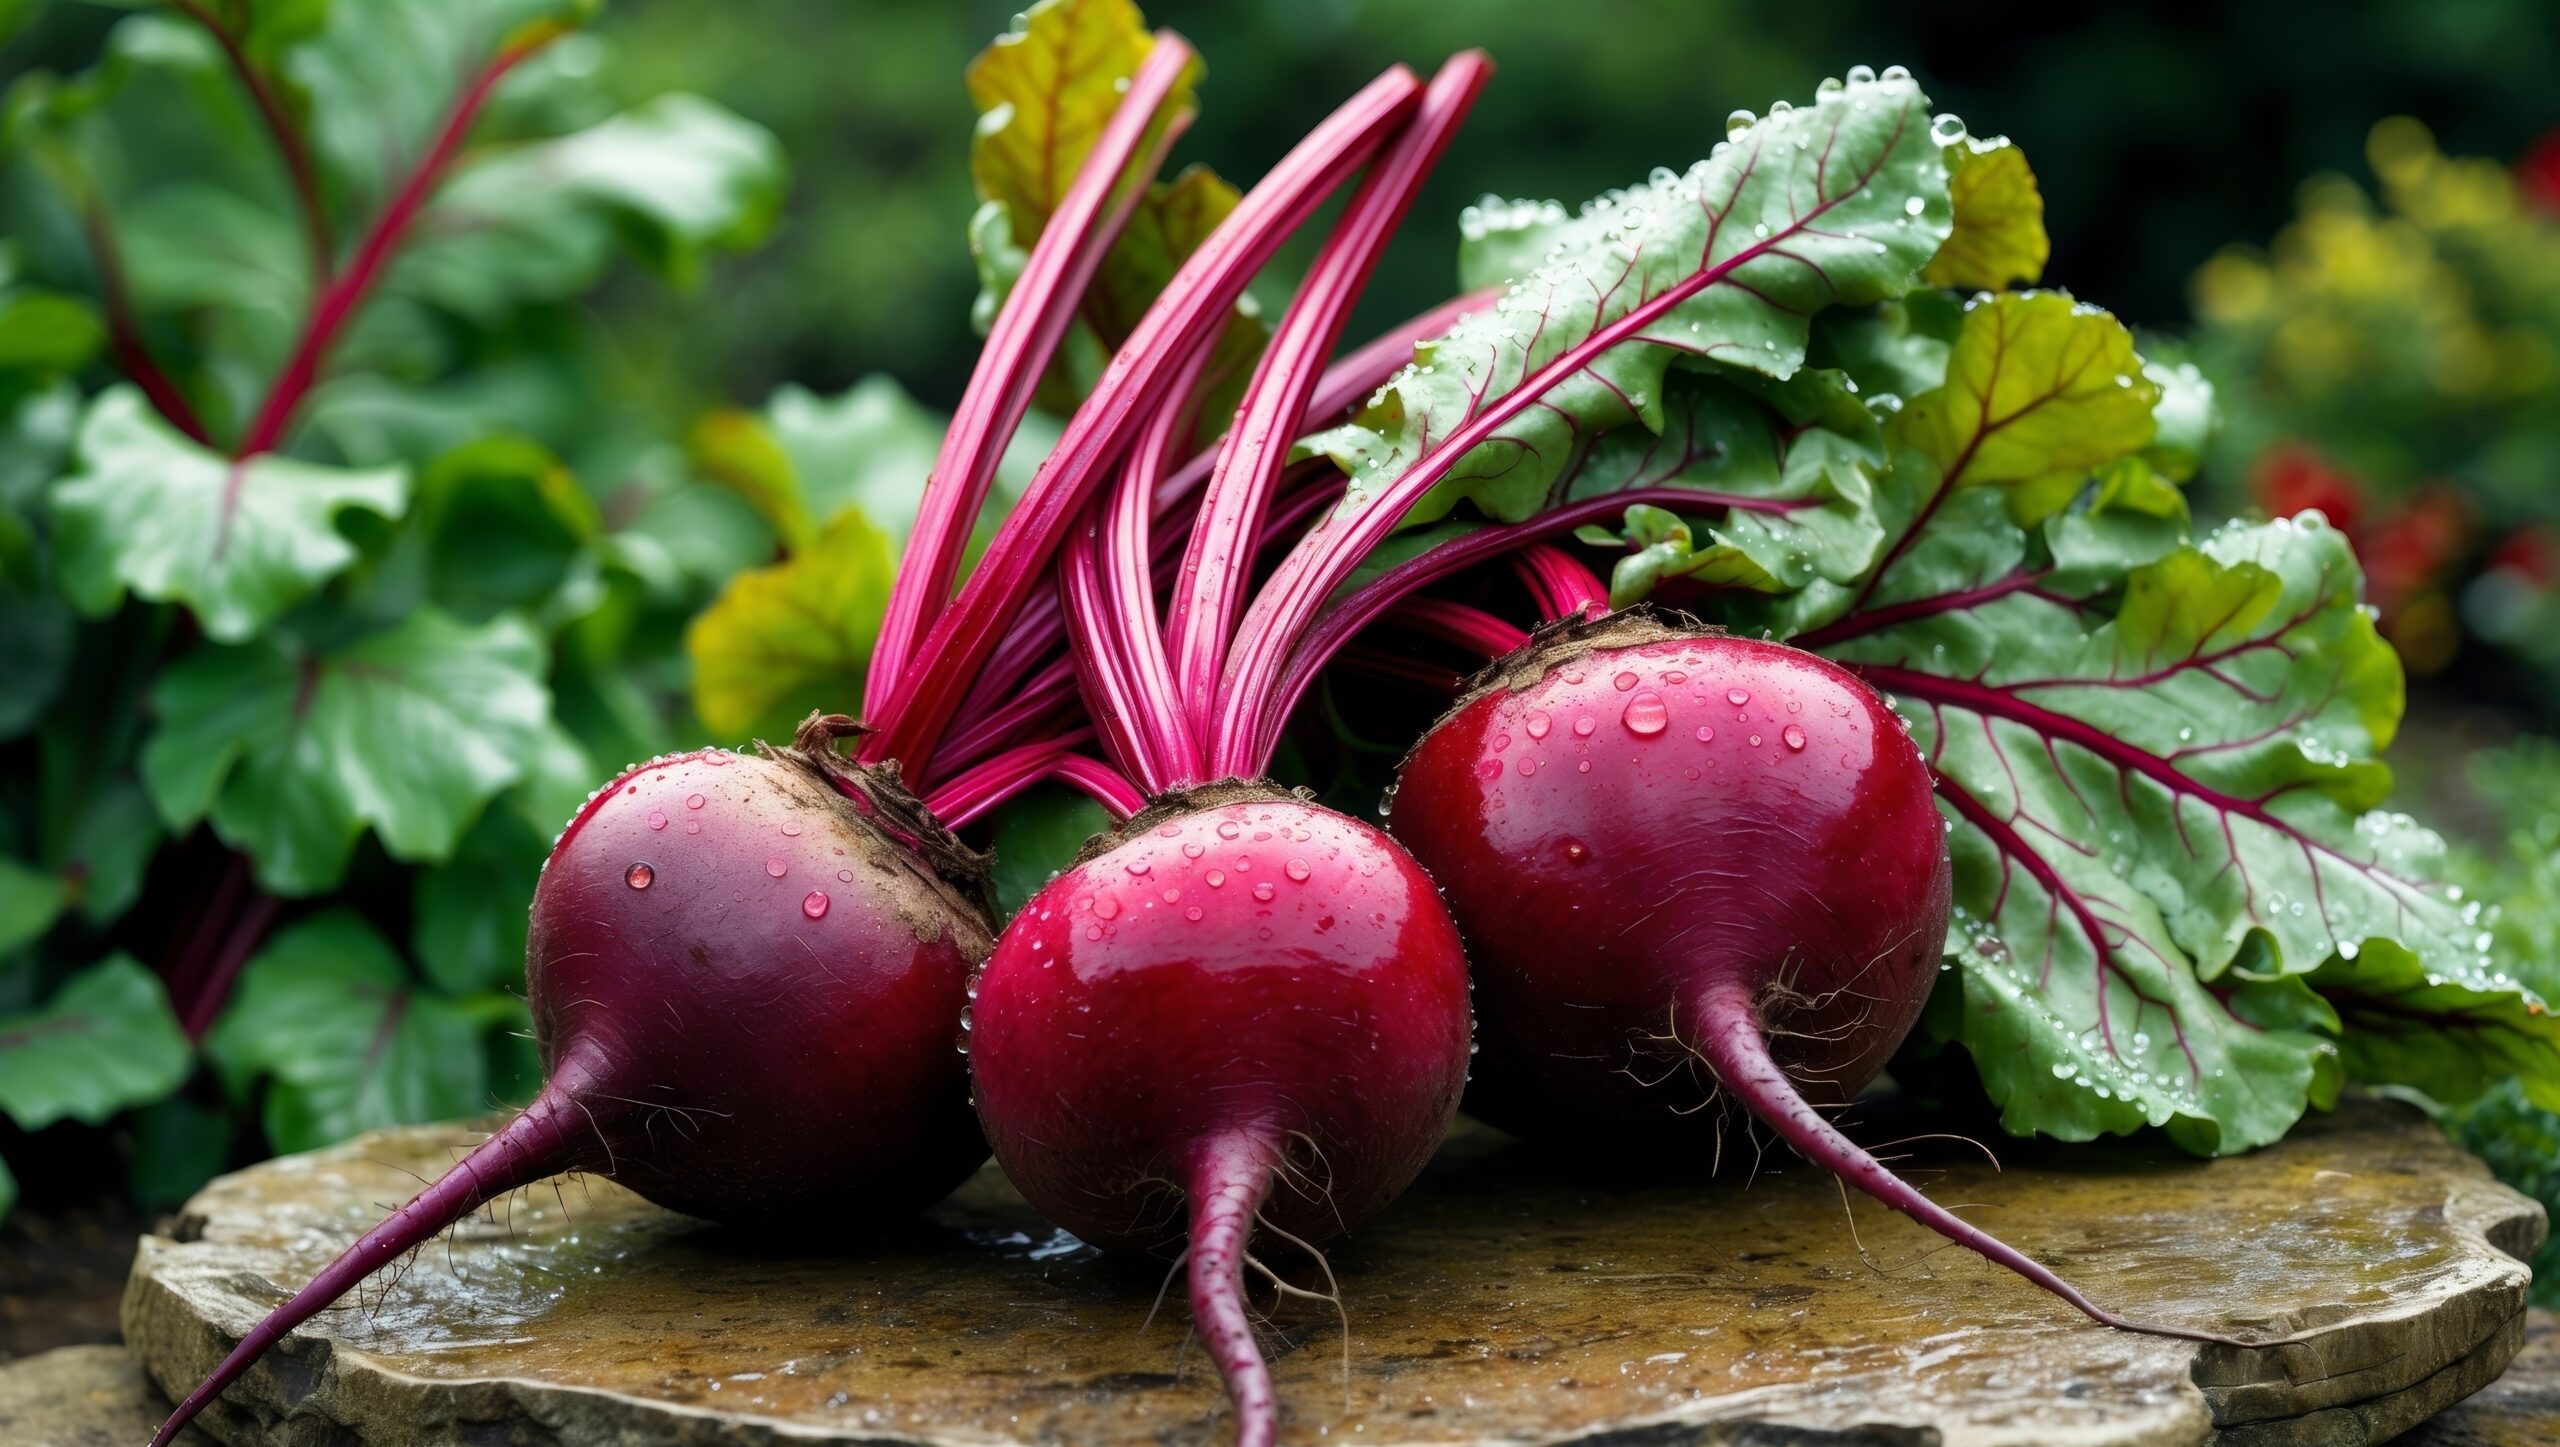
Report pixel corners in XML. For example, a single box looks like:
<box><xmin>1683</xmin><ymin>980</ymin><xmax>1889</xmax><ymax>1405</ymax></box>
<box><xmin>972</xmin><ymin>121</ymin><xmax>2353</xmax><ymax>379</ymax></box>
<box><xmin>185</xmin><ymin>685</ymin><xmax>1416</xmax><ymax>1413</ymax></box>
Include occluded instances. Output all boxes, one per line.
<box><xmin>1388</xmin><ymin>613</ymin><xmax>2226</xmax><ymax>1336</ymax></box>
<box><xmin>150</xmin><ymin>720</ymin><xmax>994</xmax><ymax>1445</ymax></box>
<box><xmin>969</xmin><ymin>785</ymin><xmax>1471</xmax><ymax>1436</ymax></box>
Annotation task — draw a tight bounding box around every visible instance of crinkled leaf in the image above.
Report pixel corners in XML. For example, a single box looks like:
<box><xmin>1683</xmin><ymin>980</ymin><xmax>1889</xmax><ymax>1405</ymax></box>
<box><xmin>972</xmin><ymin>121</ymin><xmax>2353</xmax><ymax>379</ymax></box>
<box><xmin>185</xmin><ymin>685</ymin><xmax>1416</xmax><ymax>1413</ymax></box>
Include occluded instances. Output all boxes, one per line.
<box><xmin>1889</xmin><ymin>290</ymin><xmax>2159</xmax><ymax>525</ymax></box>
<box><xmin>401</xmin><ymin>435</ymin><xmax>599</xmax><ymax>622</ymax></box>
<box><xmin>1568</xmin><ymin>370</ymin><xmax>1887</xmax><ymax>604</ymax></box>
<box><xmin>2313</xmin><ymin>938</ymin><xmax>2560</xmax><ymax>1111</ymax></box>
<box><xmin>684</xmin><ymin>510</ymin><xmax>893</xmax><ymax>742</ymax></box>
<box><xmin>1308</xmin><ymin>70</ymin><xmax>1952</xmax><ymax>529</ymax></box>
<box><xmin>141</xmin><ymin>609</ymin><xmax>551</xmax><ymax>894</ymax></box>
<box><xmin>0</xmin><ymin>856</ymin><xmax>63</xmax><ymax>956</ymax></box>
<box><xmin>1922</xmin><ymin>137</ymin><xmax>2048</xmax><ymax>291</ymax></box>
<box><xmin>1821</xmin><ymin>518</ymin><xmax>2510</xmax><ymax>1152</ymax></box>
<box><xmin>399</xmin><ymin>93</ymin><xmax>786</xmax><ymax>319</ymax></box>
<box><xmin>965</xmin><ymin>0</ymin><xmax>1193</xmax><ymax>239</ymax></box>
<box><xmin>205</xmin><ymin>910</ymin><xmax>508</xmax><ymax>1154</ymax></box>
<box><xmin>0</xmin><ymin>955</ymin><xmax>189</xmax><ymax>1130</ymax></box>
<box><xmin>51</xmin><ymin>388</ymin><xmax>409</xmax><ymax>641</ymax></box>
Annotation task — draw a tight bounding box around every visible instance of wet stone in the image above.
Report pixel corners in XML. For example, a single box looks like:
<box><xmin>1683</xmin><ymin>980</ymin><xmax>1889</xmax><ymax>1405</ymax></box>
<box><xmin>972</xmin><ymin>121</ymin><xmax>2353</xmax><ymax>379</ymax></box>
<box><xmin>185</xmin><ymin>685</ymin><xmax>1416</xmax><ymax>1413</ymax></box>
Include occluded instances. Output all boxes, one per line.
<box><xmin>123</xmin><ymin>1097</ymin><xmax>2541</xmax><ymax>1446</ymax></box>
<box><xmin>0</xmin><ymin>1344</ymin><xmax>216</xmax><ymax>1446</ymax></box>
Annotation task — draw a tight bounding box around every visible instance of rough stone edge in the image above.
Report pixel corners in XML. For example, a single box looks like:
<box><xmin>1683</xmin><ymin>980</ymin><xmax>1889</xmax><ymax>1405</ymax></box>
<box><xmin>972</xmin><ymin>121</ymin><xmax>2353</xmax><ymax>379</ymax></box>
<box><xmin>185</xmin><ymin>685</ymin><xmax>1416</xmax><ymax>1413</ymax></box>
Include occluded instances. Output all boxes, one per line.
<box><xmin>2211</xmin><ymin>1306</ymin><xmax>2532</xmax><ymax>1447</ymax></box>
<box><xmin>2197</xmin><ymin>1160</ymin><xmax>2546</xmax><ymax>1424</ymax></box>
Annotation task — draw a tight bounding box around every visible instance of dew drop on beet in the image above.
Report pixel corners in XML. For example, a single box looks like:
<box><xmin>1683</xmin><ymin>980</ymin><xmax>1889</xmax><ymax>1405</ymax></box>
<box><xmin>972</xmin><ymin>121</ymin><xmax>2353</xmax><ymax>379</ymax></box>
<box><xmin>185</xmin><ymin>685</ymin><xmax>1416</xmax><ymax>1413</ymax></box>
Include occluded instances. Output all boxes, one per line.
<box><xmin>1562</xmin><ymin>840</ymin><xmax>1592</xmax><ymax>865</ymax></box>
<box><xmin>781</xmin><ymin>821</ymin><xmax>802</xmax><ymax>837</ymax></box>
<box><xmin>683</xmin><ymin>820</ymin><xmax>701</xmax><ymax>835</ymax></box>
<box><xmin>686</xmin><ymin>793</ymin><xmax>706</xmax><ymax>810</ymax></box>
<box><xmin>1126</xmin><ymin>859</ymin><xmax>1151</xmax><ymax>876</ymax></box>
<box><xmin>1492</xmin><ymin>732</ymin><xmax>1512</xmax><ymax>752</ymax></box>
<box><xmin>1749</xmin><ymin>733</ymin><xmax>1764</xmax><ymax>747</ymax></box>
<box><xmin>1285</xmin><ymin>859</ymin><xmax>1312</xmax><ymax>882</ymax></box>
<box><xmin>1572</xmin><ymin>715</ymin><xmax>1597</xmax><ymax>737</ymax></box>
<box><xmin>1095</xmin><ymin>895</ymin><xmax>1122</xmax><ymax>920</ymax></box>
<box><xmin>1525</xmin><ymin>711</ymin><xmax>1552</xmax><ymax>739</ymax></box>
<box><xmin>1162</xmin><ymin>887</ymin><xmax>1182</xmax><ymax>904</ymax></box>
<box><xmin>1478</xmin><ymin>757</ymin><xmax>1503</xmax><ymax>782</ymax></box>
<box><xmin>1613</xmin><ymin>671</ymin><xmax>1639</xmax><ymax>691</ymax></box>
<box><xmin>646</xmin><ymin>809</ymin><xmax>668</xmax><ymax>831</ymax></box>
<box><xmin>1623</xmin><ymin>691</ymin><xmax>1669</xmax><ymax>736</ymax></box>
<box><xmin>1695</xmin><ymin>725</ymin><xmax>1715</xmax><ymax>744</ymax></box>
<box><xmin>764</xmin><ymin>855</ymin><xmax>788</xmax><ymax>878</ymax></box>
<box><xmin>1217</xmin><ymin>821</ymin><xmax>1241</xmax><ymax>840</ymax></box>
<box><xmin>1578</xmin><ymin>760</ymin><xmax>1592</xmax><ymax>773</ymax></box>
<box><xmin>1159</xmin><ymin>824</ymin><xmax>1181</xmax><ymax>838</ymax></box>
<box><xmin>1206</xmin><ymin>870</ymin><xmax>1226</xmax><ymax>888</ymax></box>
<box><xmin>801</xmin><ymin>890</ymin><xmax>830</xmax><ymax>920</ymax></box>
<box><xmin>837</xmin><ymin>869</ymin><xmax>854</xmax><ymax>883</ymax></box>
<box><xmin>1728</xmin><ymin>688</ymin><xmax>1750</xmax><ymax>706</ymax></box>
<box><xmin>1182</xmin><ymin>841</ymin><xmax>1206</xmax><ymax>859</ymax></box>
<box><xmin>1783</xmin><ymin>724</ymin><xmax>1808</xmax><ymax>751</ymax></box>
<box><xmin>1664</xmin><ymin>670</ymin><xmax>1687</xmax><ymax>685</ymax></box>
<box><xmin>1252</xmin><ymin>882</ymin><xmax>1275</xmax><ymax>902</ymax></box>
<box><xmin>1185</xmin><ymin>906</ymin><xmax>1204</xmax><ymax>922</ymax></box>
<box><xmin>1518</xmin><ymin>756</ymin><xmax>1538</xmax><ymax>776</ymax></box>
<box><xmin>1085</xmin><ymin>925</ymin><xmax>1103</xmax><ymax>941</ymax></box>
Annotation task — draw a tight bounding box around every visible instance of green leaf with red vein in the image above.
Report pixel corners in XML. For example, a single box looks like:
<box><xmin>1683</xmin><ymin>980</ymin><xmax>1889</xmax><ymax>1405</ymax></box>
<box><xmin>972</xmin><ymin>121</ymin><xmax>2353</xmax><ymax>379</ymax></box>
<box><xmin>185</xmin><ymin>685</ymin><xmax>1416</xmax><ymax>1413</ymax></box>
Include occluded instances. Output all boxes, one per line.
<box><xmin>50</xmin><ymin>387</ymin><xmax>408</xmax><ymax>641</ymax></box>
<box><xmin>139</xmin><ymin>608</ymin><xmax>551</xmax><ymax>895</ymax></box>
<box><xmin>1306</xmin><ymin>69</ymin><xmax>1952</xmax><ymax>530</ymax></box>
<box><xmin>1828</xmin><ymin>517</ymin><xmax>2483</xmax><ymax>1151</ymax></box>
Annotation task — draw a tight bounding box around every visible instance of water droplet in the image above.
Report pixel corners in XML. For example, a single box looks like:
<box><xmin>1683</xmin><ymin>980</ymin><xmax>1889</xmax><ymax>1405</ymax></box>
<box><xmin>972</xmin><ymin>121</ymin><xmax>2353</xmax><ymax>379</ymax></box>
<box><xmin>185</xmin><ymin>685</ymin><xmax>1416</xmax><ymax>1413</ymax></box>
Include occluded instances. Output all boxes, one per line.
<box><xmin>1749</xmin><ymin>734</ymin><xmax>1764</xmax><ymax>747</ymax></box>
<box><xmin>1161</xmin><ymin>887</ymin><xmax>1182</xmax><ymax>904</ymax></box>
<box><xmin>1159</xmin><ymin>824</ymin><xmax>1181</xmax><ymax>837</ymax></box>
<box><xmin>1217</xmin><ymin>821</ymin><xmax>1241</xmax><ymax>840</ymax></box>
<box><xmin>838</xmin><ymin>869</ymin><xmax>854</xmax><ymax>883</ymax></box>
<box><xmin>683</xmin><ymin>820</ymin><xmax>701</xmax><ymax>835</ymax></box>
<box><xmin>1613</xmin><ymin>671</ymin><xmax>1639</xmax><ymax>692</ymax></box>
<box><xmin>1184</xmin><ymin>906</ymin><xmax>1204</xmax><ymax>922</ymax></box>
<box><xmin>1577</xmin><ymin>760</ymin><xmax>1592</xmax><ymax>773</ymax></box>
<box><xmin>1623</xmin><ymin>691</ymin><xmax>1669</xmax><ymax>736</ymax></box>
<box><xmin>1572</xmin><ymin>715</ymin><xmax>1597</xmax><ymax>737</ymax></box>
<box><xmin>1517</xmin><ymin>756</ymin><xmax>1538</xmax><ymax>776</ymax></box>
<box><xmin>1783</xmin><ymin>725</ymin><xmax>1807</xmax><ymax>751</ymax></box>
<box><xmin>802</xmin><ymin>891</ymin><xmax>830</xmax><ymax>919</ymax></box>
<box><xmin>780</xmin><ymin>821</ymin><xmax>802</xmax><ymax>837</ymax></box>
<box><xmin>1695</xmin><ymin>725</ymin><xmax>1716</xmax><ymax>744</ymax></box>
<box><xmin>1085</xmin><ymin>925</ymin><xmax>1103</xmax><ymax>942</ymax></box>
<box><xmin>1562</xmin><ymin>840</ymin><xmax>1592</xmax><ymax>865</ymax></box>
<box><xmin>1904</xmin><ymin>196</ymin><xmax>1927</xmax><ymax>217</ymax></box>
<box><xmin>1182</xmin><ymin>841</ymin><xmax>1205</xmax><ymax>858</ymax></box>
<box><xmin>1206</xmin><ymin>869</ymin><xmax>1226</xmax><ymax>888</ymax></box>
<box><xmin>1524</xmin><ymin>711</ymin><xmax>1552</xmax><ymax>740</ymax></box>
<box><xmin>624</xmin><ymin>862</ymin><xmax>654</xmax><ymax>890</ymax></box>
<box><xmin>1727</xmin><ymin>688</ymin><xmax>1751</xmax><ymax>706</ymax></box>
<box><xmin>1096</xmin><ymin>894</ymin><xmax>1122</xmax><ymax>919</ymax></box>
<box><xmin>1477</xmin><ymin>758</ymin><xmax>1503</xmax><ymax>782</ymax></box>
<box><xmin>765</xmin><ymin>856</ymin><xmax>788</xmax><ymax>878</ymax></box>
<box><xmin>1126</xmin><ymin>859</ymin><xmax>1151</xmax><ymax>876</ymax></box>
<box><xmin>1285</xmin><ymin>859</ymin><xmax>1312</xmax><ymax>882</ymax></box>
<box><xmin>685</xmin><ymin>793</ymin><xmax>706</xmax><ymax>810</ymax></box>
<box><xmin>1253</xmin><ymin>882</ymin><xmax>1275</xmax><ymax>902</ymax></box>
<box><xmin>646</xmin><ymin>809</ymin><xmax>668</xmax><ymax>831</ymax></box>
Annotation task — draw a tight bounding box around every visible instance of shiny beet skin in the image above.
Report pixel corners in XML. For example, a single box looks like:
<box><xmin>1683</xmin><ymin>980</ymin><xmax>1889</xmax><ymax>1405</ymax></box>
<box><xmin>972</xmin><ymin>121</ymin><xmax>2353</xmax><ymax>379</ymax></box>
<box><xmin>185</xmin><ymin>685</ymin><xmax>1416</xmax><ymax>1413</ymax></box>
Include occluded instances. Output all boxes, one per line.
<box><xmin>1390</xmin><ymin>616</ymin><xmax>1952</xmax><ymax>1136</ymax></box>
<box><xmin>966</xmin><ymin>786</ymin><xmax>1472</xmax><ymax>1252</ymax></box>
<box><xmin>530</xmin><ymin>741</ymin><xmax>994</xmax><ymax>1223</ymax></box>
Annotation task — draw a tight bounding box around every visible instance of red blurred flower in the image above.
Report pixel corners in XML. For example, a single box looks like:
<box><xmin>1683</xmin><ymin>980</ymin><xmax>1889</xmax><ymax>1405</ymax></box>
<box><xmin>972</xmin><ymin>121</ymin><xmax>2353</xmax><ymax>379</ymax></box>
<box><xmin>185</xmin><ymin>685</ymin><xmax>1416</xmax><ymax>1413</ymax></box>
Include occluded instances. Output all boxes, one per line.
<box><xmin>2250</xmin><ymin>442</ymin><xmax>2366</xmax><ymax>535</ymax></box>
<box><xmin>2487</xmin><ymin>524</ymin><xmax>2560</xmax><ymax>591</ymax></box>
<box><xmin>2359</xmin><ymin>485</ymin><xmax>2473</xmax><ymax>617</ymax></box>
<box><xmin>2520</xmin><ymin>126</ymin><xmax>2560</xmax><ymax>214</ymax></box>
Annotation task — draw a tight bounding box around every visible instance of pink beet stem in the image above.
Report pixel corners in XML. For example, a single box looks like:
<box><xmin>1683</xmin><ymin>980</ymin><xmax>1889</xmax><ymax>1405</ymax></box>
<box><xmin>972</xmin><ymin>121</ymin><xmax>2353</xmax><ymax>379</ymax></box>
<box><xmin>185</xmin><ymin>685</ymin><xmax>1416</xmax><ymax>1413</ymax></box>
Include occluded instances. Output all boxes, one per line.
<box><xmin>1166</xmin><ymin>54</ymin><xmax>1491</xmax><ymax>751</ymax></box>
<box><xmin>1187</xmin><ymin>1128</ymin><xmax>1282</xmax><ymax>1447</ymax></box>
<box><xmin>861</xmin><ymin>65</ymin><xmax>1423</xmax><ymax>779</ymax></box>
<box><xmin>870</xmin><ymin>34</ymin><xmax>1196</xmax><ymax>715</ymax></box>
<box><xmin>1384</xmin><ymin>597</ymin><xmax>1528</xmax><ymax>657</ymax></box>
<box><xmin>149</xmin><ymin>1076</ymin><xmax>604</xmax><ymax>1446</ymax></box>
<box><xmin>1512</xmin><ymin>543</ymin><xmax>1610</xmax><ymax>622</ymax></box>
<box><xmin>1687</xmin><ymin>977</ymin><xmax>2253</xmax><ymax>1347</ymax></box>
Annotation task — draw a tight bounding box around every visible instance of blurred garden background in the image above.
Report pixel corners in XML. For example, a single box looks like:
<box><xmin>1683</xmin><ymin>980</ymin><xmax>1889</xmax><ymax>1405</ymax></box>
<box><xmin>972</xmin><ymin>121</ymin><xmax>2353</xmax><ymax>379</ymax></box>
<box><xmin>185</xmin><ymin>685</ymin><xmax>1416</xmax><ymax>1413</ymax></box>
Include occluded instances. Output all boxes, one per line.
<box><xmin>1</xmin><ymin>0</ymin><xmax>2556</xmax><ymax>1351</ymax></box>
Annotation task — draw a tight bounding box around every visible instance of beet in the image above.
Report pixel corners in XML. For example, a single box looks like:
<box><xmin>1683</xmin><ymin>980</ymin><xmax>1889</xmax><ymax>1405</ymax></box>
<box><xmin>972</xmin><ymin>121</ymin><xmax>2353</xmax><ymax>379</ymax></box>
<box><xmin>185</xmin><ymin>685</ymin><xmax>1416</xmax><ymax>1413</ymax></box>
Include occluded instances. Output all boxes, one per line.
<box><xmin>1390</xmin><ymin>613</ymin><xmax>2229</xmax><ymax>1338</ymax></box>
<box><xmin>151</xmin><ymin>717</ymin><xmax>993</xmax><ymax>1445</ymax></box>
<box><xmin>968</xmin><ymin>785</ymin><xmax>1471</xmax><ymax>1447</ymax></box>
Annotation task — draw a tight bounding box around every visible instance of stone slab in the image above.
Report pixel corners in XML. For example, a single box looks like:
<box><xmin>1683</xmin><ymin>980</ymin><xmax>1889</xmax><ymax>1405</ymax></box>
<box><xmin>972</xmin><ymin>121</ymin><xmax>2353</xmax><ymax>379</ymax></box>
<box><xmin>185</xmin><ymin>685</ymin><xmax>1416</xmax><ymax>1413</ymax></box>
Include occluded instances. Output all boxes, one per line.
<box><xmin>0</xmin><ymin>1344</ymin><xmax>214</xmax><ymax>1447</ymax></box>
<box><xmin>123</xmin><ymin>1097</ymin><xmax>2543</xmax><ymax>1446</ymax></box>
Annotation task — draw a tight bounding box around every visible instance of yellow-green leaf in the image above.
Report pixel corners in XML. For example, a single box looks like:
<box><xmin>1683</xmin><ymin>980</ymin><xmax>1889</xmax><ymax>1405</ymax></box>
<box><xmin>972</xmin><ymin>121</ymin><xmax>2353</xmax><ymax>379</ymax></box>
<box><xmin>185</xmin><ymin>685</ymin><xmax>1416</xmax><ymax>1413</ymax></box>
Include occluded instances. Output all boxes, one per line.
<box><xmin>685</xmin><ymin>510</ymin><xmax>893</xmax><ymax>741</ymax></box>
<box><xmin>1891</xmin><ymin>291</ymin><xmax>2159</xmax><ymax>522</ymax></box>
<box><xmin>689</xmin><ymin>407</ymin><xmax>814</xmax><ymax>554</ymax></box>
<box><xmin>1923</xmin><ymin>137</ymin><xmax>2049</xmax><ymax>291</ymax></box>
<box><xmin>965</xmin><ymin>0</ymin><xmax>1194</xmax><ymax>238</ymax></box>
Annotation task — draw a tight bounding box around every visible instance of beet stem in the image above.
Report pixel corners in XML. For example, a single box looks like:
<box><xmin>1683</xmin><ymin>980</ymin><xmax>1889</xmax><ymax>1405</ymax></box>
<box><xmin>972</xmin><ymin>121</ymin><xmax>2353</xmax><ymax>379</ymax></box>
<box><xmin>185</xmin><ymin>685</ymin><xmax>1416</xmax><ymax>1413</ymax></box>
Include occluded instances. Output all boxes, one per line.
<box><xmin>1187</xmin><ymin>1129</ymin><xmax>1281</xmax><ymax>1447</ymax></box>
<box><xmin>148</xmin><ymin>1081</ymin><xmax>601</xmax><ymax>1446</ymax></box>
<box><xmin>1690</xmin><ymin>979</ymin><xmax>2258</xmax><ymax>1349</ymax></box>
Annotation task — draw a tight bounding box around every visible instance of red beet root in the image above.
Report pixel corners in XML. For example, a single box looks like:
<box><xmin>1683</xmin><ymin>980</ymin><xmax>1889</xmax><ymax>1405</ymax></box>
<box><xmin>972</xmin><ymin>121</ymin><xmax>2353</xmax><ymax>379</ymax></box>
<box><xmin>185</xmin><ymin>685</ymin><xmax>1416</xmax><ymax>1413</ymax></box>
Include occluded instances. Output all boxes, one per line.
<box><xmin>969</xmin><ymin>785</ymin><xmax>1471</xmax><ymax>1446</ymax></box>
<box><xmin>150</xmin><ymin>717</ymin><xmax>993</xmax><ymax>1446</ymax></box>
<box><xmin>1391</xmin><ymin>614</ymin><xmax>2228</xmax><ymax>1339</ymax></box>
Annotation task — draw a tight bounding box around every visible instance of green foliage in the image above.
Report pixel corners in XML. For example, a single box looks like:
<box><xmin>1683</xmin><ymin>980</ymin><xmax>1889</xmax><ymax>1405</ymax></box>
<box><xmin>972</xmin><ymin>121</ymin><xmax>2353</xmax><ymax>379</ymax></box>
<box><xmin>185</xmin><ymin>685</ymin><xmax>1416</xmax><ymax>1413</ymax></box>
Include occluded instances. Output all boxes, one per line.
<box><xmin>2191</xmin><ymin>118</ymin><xmax>2560</xmax><ymax>699</ymax></box>
<box><xmin>0</xmin><ymin>0</ymin><xmax>788</xmax><ymax>1214</ymax></box>
<box><xmin>1337</xmin><ymin>111</ymin><xmax>2558</xmax><ymax>1154</ymax></box>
